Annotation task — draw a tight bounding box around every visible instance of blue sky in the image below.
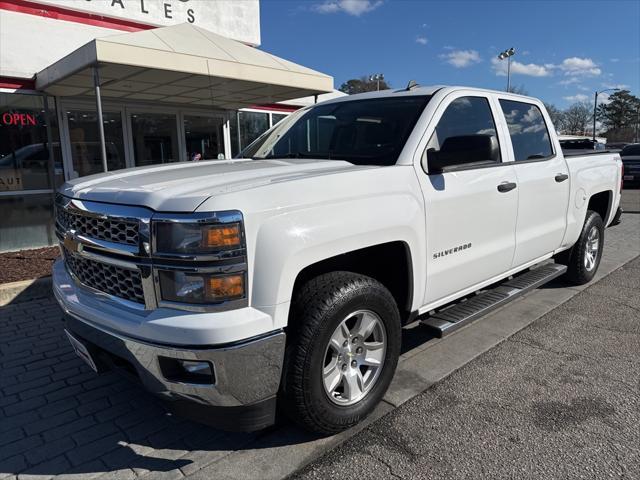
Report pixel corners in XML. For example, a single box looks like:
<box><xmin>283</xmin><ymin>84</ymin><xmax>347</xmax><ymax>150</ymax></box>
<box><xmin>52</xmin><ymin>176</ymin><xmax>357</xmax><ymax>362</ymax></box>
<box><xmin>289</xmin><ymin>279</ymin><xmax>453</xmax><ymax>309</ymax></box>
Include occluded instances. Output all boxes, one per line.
<box><xmin>260</xmin><ymin>0</ymin><xmax>640</xmax><ymax>107</ymax></box>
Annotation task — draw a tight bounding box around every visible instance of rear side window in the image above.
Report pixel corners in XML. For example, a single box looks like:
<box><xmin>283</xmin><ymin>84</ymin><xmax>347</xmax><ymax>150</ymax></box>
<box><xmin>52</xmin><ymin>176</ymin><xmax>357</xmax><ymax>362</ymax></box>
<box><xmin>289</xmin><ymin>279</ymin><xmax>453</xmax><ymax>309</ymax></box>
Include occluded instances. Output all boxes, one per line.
<box><xmin>499</xmin><ymin>100</ymin><xmax>553</xmax><ymax>161</ymax></box>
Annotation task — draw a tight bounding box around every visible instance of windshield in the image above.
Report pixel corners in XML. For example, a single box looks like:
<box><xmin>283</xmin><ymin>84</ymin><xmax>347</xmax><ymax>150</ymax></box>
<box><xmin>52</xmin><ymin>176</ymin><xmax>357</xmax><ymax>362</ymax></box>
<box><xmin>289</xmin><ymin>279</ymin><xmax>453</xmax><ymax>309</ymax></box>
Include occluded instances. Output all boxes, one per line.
<box><xmin>239</xmin><ymin>96</ymin><xmax>431</xmax><ymax>166</ymax></box>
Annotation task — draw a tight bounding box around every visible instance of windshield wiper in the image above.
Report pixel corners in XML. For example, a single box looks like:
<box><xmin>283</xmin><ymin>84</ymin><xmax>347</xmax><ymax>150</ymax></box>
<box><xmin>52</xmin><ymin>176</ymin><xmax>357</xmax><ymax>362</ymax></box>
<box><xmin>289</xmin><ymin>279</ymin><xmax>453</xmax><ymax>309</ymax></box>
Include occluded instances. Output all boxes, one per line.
<box><xmin>261</xmin><ymin>152</ymin><xmax>313</xmax><ymax>159</ymax></box>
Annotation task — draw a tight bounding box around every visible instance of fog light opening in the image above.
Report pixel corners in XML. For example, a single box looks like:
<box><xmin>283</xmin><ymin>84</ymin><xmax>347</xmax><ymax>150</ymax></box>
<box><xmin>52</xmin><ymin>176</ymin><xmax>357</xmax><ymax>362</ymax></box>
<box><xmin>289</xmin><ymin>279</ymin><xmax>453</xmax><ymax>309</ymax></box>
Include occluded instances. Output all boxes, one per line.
<box><xmin>159</xmin><ymin>357</ymin><xmax>215</xmax><ymax>385</ymax></box>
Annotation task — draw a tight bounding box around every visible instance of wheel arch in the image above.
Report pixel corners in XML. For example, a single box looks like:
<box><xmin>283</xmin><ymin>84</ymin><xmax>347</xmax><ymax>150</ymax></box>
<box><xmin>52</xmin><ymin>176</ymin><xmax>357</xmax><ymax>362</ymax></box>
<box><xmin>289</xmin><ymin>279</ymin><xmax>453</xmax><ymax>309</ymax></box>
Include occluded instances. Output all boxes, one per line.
<box><xmin>290</xmin><ymin>241</ymin><xmax>414</xmax><ymax>323</ymax></box>
<box><xmin>586</xmin><ymin>190</ymin><xmax>613</xmax><ymax>224</ymax></box>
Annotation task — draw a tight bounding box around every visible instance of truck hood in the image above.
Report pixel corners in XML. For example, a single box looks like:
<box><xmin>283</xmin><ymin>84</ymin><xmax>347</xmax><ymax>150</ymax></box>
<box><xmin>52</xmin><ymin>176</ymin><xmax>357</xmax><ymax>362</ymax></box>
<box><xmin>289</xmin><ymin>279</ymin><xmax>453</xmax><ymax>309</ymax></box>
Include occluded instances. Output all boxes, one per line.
<box><xmin>61</xmin><ymin>158</ymin><xmax>368</xmax><ymax>211</ymax></box>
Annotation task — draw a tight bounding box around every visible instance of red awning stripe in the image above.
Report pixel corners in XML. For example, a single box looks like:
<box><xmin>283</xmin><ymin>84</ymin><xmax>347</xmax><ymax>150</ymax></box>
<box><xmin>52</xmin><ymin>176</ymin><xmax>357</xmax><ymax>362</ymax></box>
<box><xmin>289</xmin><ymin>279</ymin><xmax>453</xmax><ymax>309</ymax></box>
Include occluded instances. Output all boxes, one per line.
<box><xmin>0</xmin><ymin>76</ymin><xmax>36</xmax><ymax>90</ymax></box>
<box><xmin>248</xmin><ymin>103</ymin><xmax>300</xmax><ymax>113</ymax></box>
<box><xmin>0</xmin><ymin>0</ymin><xmax>153</xmax><ymax>32</ymax></box>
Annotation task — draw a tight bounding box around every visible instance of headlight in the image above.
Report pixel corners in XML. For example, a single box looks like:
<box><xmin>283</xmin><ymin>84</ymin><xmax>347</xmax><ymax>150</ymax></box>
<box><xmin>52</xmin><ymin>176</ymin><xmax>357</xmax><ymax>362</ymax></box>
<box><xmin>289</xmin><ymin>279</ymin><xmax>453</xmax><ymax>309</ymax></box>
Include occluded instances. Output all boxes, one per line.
<box><xmin>154</xmin><ymin>222</ymin><xmax>242</xmax><ymax>255</ymax></box>
<box><xmin>158</xmin><ymin>271</ymin><xmax>245</xmax><ymax>304</ymax></box>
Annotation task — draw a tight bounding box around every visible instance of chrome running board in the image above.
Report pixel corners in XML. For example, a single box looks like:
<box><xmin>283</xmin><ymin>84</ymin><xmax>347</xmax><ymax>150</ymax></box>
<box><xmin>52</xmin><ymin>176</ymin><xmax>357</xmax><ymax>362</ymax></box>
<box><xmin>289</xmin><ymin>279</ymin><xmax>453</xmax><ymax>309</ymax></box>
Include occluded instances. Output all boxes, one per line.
<box><xmin>421</xmin><ymin>263</ymin><xmax>568</xmax><ymax>338</ymax></box>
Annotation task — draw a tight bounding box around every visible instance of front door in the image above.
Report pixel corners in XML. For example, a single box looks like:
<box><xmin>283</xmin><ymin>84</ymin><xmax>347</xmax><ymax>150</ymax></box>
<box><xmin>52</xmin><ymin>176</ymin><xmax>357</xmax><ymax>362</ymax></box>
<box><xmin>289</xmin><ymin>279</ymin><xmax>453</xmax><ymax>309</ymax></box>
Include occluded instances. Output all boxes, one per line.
<box><xmin>418</xmin><ymin>94</ymin><xmax>518</xmax><ymax>306</ymax></box>
<box><xmin>497</xmin><ymin>99</ymin><xmax>570</xmax><ymax>267</ymax></box>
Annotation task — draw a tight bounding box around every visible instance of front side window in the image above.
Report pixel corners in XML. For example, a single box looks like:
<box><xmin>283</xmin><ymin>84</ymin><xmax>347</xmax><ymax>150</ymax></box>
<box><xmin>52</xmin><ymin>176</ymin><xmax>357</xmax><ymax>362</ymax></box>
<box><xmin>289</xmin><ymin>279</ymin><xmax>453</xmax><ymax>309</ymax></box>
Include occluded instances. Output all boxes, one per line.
<box><xmin>424</xmin><ymin>96</ymin><xmax>500</xmax><ymax>172</ymax></box>
<box><xmin>499</xmin><ymin>100</ymin><xmax>553</xmax><ymax>161</ymax></box>
<box><xmin>241</xmin><ymin>96</ymin><xmax>431</xmax><ymax>167</ymax></box>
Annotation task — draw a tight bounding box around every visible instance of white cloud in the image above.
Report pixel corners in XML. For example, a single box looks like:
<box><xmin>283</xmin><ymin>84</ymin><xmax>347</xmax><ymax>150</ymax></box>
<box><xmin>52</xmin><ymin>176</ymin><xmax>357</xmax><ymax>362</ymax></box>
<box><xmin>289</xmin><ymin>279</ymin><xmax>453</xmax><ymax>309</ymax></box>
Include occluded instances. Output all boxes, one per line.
<box><xmin>440</xmin><ymin>50</ymin><xmax>481</xmax><ymax>68</ymax></box>
<box><xmin>558</xmin><ymin>77</ymin><xmax>580</xmax><ymax>86</ymax></box>
<box><xmin>563</xmin><ymin>94</ymin><xmax>589</xmax><ymax>103</ymax></box>
<box><xmin>602</xmin><ymin>83</ymin><xmax>629</xmax><ymax>90</ymax></box>
<box><xmin>558</xmin><ymin>57</ymin><xmax>601</xmax><ymax>76</ymax></box>
<box><xmin>491</xmin><ymin>58</ymin><xmax>551</xmax><ymax>77</ymax></box>
<box><xmin>415</xmin><ymin>36</ymin><xmax>428</xmax><ymax>45</ymax></box>
<box><xmin>610</xmin><ymin>58</ymin><xmax>620</xmax><ymax>63</ymax></box>
<box><xmin>312</xmin><ymin>0</ymin><xmax>383</xmax><ymax>16</ymax></box>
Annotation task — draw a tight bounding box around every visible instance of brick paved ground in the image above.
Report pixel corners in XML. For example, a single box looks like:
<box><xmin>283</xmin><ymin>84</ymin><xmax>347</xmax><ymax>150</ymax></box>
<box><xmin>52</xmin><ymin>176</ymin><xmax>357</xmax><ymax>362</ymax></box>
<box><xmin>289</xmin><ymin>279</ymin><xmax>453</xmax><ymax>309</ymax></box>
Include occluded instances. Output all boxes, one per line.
<box><xmin>0</xmin><ymin>297</ymin><xmax>260</xmax><ymax>479</ymax></box>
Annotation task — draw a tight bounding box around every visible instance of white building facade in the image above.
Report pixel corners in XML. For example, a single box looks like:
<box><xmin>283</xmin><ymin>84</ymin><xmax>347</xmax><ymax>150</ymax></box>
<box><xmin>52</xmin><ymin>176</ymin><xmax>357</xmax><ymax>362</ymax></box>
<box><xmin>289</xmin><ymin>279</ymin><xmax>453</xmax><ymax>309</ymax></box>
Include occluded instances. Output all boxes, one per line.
<box><xmin>0</xmin><ymin>0</ymin><xmax>337</xmax><ymax>252</ymax></box>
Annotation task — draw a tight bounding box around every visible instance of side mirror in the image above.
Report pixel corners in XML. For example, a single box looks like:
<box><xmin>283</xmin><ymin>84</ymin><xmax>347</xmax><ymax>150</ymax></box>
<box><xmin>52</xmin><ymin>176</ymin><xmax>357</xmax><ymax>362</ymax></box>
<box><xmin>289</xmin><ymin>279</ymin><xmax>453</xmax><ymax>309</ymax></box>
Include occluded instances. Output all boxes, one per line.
<box><xmin>426</xmin><ymin>134</ymin><xmax>499</xmax><ymax>174</ymax></box>
<box><xmin>425</xmin><ymin>148</ymin><xmax>446</xmax><ymax>174</ymax></box>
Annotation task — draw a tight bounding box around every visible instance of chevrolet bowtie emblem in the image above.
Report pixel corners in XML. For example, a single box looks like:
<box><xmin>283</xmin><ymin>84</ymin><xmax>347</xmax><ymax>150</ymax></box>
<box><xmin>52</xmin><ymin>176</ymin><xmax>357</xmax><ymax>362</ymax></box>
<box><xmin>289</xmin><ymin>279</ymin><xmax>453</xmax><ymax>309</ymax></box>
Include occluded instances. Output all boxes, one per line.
<box><xmin>63</xmin><ymin>231</ymin><xmax>83</xmax><ymax>255</ymax></box>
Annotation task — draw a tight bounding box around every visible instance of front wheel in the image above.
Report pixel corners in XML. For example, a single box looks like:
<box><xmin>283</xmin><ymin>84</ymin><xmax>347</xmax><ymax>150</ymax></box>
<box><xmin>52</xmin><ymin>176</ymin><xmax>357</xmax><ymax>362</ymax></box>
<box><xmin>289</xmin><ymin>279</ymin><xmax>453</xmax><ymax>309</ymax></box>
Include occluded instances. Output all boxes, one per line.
<box><xmin>281</xmin><ymin>272</ymin><xmax>401</xmax><ymax>435</ymax></box>
<box><xmin>556</xmin><ymin>210</ymin><xmax>604</xmax><ymax>285</ymax></box>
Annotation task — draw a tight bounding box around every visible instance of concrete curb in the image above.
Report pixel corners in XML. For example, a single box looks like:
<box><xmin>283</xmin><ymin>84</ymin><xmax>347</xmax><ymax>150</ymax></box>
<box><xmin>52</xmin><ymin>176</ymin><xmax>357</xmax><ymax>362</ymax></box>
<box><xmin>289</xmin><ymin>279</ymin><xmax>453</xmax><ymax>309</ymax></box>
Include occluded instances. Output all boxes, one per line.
<box><xmin>0</xmin><ymin>276</ymin><xmax>52</xmax><ymax>306</ymax></box>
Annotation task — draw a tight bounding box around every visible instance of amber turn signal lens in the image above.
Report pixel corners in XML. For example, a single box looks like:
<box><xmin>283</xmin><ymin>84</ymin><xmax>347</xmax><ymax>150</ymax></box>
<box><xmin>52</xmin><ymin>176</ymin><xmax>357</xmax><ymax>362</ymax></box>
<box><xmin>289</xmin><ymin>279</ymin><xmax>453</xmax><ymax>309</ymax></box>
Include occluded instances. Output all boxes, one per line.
<box><xmin>207</xmin><ymin>274</ymin><xmax>244</xmax><ymax>300</ymax></box>
<box><xmin>204</xmin><ymin>224</ymin><xmax>241</xmax><ymax>248</ymax></box>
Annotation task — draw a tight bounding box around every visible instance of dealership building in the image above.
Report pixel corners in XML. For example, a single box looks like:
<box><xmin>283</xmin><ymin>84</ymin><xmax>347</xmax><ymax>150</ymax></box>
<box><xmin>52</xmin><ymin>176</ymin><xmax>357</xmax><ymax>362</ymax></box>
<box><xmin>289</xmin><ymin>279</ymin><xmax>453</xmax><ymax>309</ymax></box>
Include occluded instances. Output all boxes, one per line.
<box><xmin>0</xmin><ymin>0</ymin><xmax>338</xmax><ymax>252</ymax></box>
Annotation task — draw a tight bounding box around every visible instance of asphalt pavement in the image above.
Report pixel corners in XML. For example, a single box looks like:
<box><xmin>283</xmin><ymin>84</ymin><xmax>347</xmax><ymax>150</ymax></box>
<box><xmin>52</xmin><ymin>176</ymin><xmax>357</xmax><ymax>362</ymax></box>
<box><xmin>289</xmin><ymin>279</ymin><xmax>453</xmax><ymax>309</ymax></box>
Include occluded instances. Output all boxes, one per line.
<box><xmin>292</xmin><ymin>253</ymin><xmax>640</xmax><ymax>480</ymax></box>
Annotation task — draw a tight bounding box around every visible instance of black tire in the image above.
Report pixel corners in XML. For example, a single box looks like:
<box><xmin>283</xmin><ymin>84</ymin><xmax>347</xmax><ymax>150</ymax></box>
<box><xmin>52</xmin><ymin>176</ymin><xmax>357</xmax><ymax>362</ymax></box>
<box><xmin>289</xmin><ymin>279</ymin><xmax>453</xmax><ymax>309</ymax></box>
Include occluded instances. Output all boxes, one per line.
<box><xmin>280</xmin><ymin>271</ymin><xmax>401</xmax><ymax>435</ymax></box>
<box><xmin>556</xmin><ymin>210</ymin><xmax>604</xmax><ymax>285</ymax></box>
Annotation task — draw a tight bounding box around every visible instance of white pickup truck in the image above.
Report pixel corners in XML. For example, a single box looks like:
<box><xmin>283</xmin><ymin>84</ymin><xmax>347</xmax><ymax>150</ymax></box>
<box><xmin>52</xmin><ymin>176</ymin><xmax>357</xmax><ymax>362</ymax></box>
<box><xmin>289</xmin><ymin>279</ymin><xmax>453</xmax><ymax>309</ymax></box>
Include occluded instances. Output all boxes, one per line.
<box><xmin>54</xmin><ymin>86</ymin><xmax>623</xmax><ymax>434</ymax></box>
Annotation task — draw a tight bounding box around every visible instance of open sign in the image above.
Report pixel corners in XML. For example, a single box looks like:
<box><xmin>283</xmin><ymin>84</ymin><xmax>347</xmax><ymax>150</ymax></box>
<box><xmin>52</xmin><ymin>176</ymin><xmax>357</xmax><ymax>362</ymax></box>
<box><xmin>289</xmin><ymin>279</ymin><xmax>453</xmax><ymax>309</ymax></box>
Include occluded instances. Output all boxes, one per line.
<box><xmin>1</xmin><ymin>113</ymin><xmax>37</xmax><ymax>126</ymax></box>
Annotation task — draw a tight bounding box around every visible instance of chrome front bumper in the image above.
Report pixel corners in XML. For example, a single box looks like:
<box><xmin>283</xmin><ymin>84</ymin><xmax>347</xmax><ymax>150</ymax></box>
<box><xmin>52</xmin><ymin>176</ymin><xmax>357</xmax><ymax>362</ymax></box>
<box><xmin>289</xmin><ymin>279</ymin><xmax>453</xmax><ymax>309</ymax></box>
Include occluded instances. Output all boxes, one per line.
<box><xmin>64</xmin><ymin>313</ymin><xmax>286</xmax><ymax>429</ymax></box>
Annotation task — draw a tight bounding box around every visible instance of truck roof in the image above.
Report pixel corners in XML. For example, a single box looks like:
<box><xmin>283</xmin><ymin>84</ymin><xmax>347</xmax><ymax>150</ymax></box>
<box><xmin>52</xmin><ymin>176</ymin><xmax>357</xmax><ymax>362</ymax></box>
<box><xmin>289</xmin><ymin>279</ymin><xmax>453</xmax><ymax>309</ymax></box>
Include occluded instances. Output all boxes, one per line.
<box><xmin>318</xmin><ymin>85</ymin><xmax>541</xmax><ymax>105</ymax></box>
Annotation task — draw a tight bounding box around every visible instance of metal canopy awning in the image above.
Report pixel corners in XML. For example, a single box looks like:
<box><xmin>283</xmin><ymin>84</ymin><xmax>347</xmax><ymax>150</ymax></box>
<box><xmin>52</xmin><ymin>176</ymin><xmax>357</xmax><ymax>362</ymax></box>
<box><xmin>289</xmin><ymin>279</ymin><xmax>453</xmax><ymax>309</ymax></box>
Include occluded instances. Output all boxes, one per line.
<box><xmin>35</xmin><ymin>23</ymin><xmax>333</xmax><ymax>110</ymax></box>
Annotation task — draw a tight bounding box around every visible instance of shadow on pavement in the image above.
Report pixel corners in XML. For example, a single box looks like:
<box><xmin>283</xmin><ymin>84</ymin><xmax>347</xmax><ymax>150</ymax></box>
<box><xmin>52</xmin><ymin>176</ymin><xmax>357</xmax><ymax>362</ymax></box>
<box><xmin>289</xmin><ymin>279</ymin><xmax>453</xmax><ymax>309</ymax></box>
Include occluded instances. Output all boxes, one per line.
<box><xmin>0</xmin><ymin>297</ymin><xmax>324</xmax><ymax>478</ymax></box>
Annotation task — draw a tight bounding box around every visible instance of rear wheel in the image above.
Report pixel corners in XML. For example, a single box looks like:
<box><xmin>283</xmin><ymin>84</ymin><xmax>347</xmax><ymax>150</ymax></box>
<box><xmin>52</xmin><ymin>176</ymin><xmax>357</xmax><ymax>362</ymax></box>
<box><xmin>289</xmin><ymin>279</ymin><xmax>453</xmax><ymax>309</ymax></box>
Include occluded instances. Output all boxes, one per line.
<box><xmin>556</xmin><ymin>210</ymin><xmax>604</xmax><ymax>285</ymax></box>
<box><xmin>281</xmin><ymin>272</ymin><xmax>401</xmax><ymax>435</ymax></box>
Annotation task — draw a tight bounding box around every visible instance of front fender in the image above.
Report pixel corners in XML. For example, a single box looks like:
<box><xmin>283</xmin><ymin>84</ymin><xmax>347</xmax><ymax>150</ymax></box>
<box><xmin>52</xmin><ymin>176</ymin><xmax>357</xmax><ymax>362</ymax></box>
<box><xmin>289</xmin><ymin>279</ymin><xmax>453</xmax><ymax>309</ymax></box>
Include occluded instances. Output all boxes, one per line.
<box><xmin>250</xmin><ymin>193</ymin><xmax>425</xmax><ymax>328</ymax></box>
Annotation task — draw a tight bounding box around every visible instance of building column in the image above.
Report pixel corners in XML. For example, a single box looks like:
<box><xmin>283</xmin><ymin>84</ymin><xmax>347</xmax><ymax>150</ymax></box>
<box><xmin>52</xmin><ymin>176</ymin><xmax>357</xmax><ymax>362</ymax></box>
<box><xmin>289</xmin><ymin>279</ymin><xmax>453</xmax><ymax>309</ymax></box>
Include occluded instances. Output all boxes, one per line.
<box><xmin>93</xmin><ymin>66</ymin><xmax>108</xmax><ymax>173</ymax></box>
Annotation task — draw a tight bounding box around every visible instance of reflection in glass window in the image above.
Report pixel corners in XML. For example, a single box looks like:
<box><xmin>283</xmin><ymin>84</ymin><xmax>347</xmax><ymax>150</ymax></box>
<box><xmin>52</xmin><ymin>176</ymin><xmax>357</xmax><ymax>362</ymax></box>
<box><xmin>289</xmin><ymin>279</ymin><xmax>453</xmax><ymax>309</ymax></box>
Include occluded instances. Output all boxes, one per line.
<box><xmin>271</xmin><ymin>113</ymin><xmax>288</xmax><ymax>126</ymax></box>
<box><xmin>184</xmin><ymin>115</ymin><xmax>225</xmax><ymax>161</ymax></box>
<box><xmin>0</xmin><ymin>194</ymin><xmax>55</xmax><ymax>252</ymax></box>
<box><xmin>0</xmin><ymin>93</ymin><xmax>56</xmax><ymax>191</ymax></box>
<box><xmin>67</xmin><ymin>110</ymin><xmax>126</xmax><ymax>178</ymax></box>
<box><xmin>499</xmin><ymin>100</ymin><xmax>553</xmax><ymax>161</ymax></box>
<box><xmin>238</xmin><ymin>111</ymin><xmax>269</xmax><ymax>150</ymax></box>
<box><xmin>131</xmin><ymin>113</ymin><xmax>179</xmax><ymax>166</ymax></box>
<box><xmin>425</xmin><ymin>96</ymin><xmax>500</xmax><ymax>169</ymax></box>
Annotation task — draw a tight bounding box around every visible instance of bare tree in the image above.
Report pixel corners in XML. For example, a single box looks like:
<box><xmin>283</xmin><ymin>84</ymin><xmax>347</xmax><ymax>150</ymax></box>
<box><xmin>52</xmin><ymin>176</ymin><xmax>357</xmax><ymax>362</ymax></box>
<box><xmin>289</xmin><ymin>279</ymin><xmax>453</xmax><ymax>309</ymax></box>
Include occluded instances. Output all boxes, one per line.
<box><xmin>544</xmin><ymin>103</ymin><xmax>565</xmax><ymax>133</ymax></box>
<box><xmin>507</xmin><ymin>84</ymin><xmax>528</xmax><ymax>95</ymax></box>
<box><xmin>563</xmin><ymin>102</ymin><xmax>592</xmax><ymax>135</ymax></box>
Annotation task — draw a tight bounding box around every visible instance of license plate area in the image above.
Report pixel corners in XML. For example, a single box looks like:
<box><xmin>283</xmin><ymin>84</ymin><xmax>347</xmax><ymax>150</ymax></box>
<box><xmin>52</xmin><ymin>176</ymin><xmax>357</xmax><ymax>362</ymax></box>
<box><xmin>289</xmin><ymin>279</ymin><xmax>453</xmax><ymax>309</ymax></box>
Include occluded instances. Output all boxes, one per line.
<box><xmin>65</xmin><ymin>329</ymin><xmax>98</xmax><ymax>373</ymax></box>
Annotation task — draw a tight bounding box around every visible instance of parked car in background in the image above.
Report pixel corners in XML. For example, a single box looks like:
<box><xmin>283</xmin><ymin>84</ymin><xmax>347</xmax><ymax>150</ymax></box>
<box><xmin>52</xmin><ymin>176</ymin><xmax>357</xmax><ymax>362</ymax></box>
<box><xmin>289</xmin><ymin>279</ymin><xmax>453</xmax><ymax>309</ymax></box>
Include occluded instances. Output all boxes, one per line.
<box><xmin>53</xmin><ymin>86</ymin><xmax>623</xmax><ymax>435</ymax></box>
<box><xmin>606</xmin><ymin>142</ymin><xmax>629</xmax><ymax>151</ymax></box>
<box><xmin>558</xmin><ymin>137</ymin><xmax>605</xmax><ymax>151</ymax></box>
<box><xmin>621</xmin><ymin>143</ymin><xmax>640</xmax><ymax>187</ymax></box>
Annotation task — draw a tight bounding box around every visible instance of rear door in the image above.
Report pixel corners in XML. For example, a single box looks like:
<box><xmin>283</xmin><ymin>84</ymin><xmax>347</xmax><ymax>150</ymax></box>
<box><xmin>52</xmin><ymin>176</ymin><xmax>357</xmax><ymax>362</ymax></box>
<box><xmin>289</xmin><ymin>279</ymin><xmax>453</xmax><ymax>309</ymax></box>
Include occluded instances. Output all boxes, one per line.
<box><xmin>416</xmin><ymin>91</ymin><xmax>518</xmax><ymax>306</ymax></box>
<box><xmin>497</xmin><ymin>99</ymin><xmax>570</xmax><ymax>267</ymax></box>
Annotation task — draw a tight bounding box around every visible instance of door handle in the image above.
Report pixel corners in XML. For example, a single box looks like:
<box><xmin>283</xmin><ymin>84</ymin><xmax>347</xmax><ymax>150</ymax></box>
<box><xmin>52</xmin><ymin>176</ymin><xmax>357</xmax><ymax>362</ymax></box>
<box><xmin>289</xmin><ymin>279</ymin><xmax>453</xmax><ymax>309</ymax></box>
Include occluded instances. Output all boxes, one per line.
<box><xmin>555</xmin><ymin>173</ymin><xmax>569</xmax><ymax>182</ymax></box>
<box><xmin>497</xmin><ymin>182</ymin><xmax>517</xmax><ymax>192</ymax></box>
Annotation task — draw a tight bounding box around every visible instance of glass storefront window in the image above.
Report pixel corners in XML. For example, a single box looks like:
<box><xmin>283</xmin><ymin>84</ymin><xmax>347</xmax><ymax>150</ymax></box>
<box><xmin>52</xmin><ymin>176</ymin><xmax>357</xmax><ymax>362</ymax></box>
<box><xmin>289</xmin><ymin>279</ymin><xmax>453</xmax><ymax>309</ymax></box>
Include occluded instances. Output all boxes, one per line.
<box><xmin>230</xmin><ymin>111</ymin><xmax>292</xmax><ymax>157</ymax></box>
<box><xmin>67</xmin><ymin>110</ymin><xmax>126</xmax><ymax>178</ymax></box>
<box><xmin>0</xmin><ymin>194</ymin><xmax>55</xmax><ymax>252</ymax></box>
<box><xmin>272</xmin><ymin>113</ymin><xmax>288</xmax><ymax>126</ymax></box>
<box><xmin>0</xmin><ymin>93</ymin><xmax>57</xmax><ymax>191</ymax></box>
<box><xmin>238</xmin><ymin>111</ymin><xmax>269</xmax><ymax>151</ymax></box>
<box><xmin>184</xmin><ymin>115</ymin><xmax>225</xmax><ymax>161</ymax></box>
<box><xmin>131</xmin><ymin>113</ymin><xmax>179</xmax><ymax>166</ymax></box>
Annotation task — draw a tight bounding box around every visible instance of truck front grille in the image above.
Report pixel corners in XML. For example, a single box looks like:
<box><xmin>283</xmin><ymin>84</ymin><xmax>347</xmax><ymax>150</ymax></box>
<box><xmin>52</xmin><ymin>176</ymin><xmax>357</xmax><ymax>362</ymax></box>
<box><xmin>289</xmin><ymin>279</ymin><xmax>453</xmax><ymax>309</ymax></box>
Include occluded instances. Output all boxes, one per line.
<box><xmin>64</xmin><ymin>249</ymin><xmax>145</xmax><ymax>304</ymax></box>
<box><xmin>57</xmin><ymin>208</ymin><xmax>139</xmax><ymax>247</ymax></box>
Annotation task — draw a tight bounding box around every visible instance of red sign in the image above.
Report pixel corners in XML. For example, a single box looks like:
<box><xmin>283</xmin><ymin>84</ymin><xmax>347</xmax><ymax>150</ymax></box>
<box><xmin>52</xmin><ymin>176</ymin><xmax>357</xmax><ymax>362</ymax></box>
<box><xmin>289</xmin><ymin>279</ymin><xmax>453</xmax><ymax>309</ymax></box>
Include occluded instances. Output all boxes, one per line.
<box><xmin>2</xmin><ymin>112</ymin><xmax>37</xmax><ymax>126</ymax></box>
